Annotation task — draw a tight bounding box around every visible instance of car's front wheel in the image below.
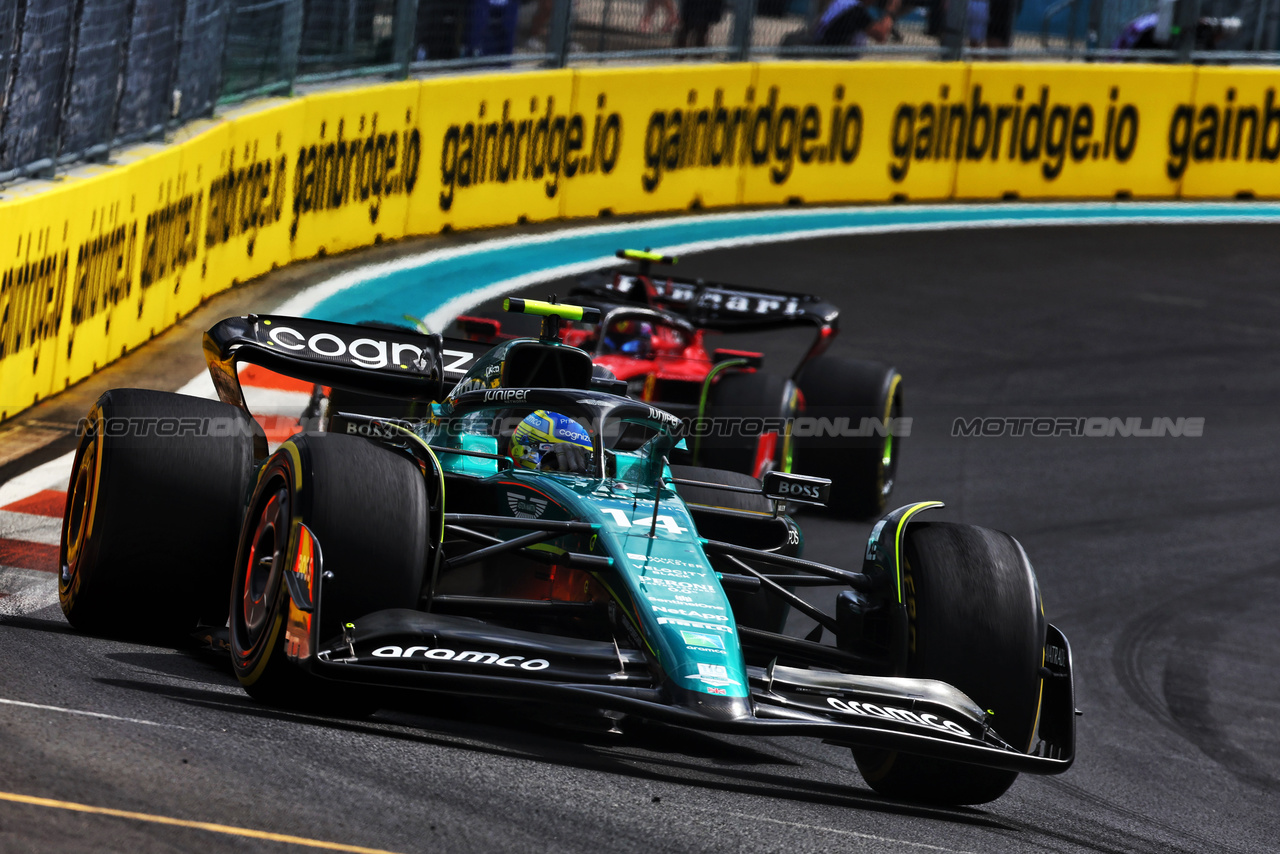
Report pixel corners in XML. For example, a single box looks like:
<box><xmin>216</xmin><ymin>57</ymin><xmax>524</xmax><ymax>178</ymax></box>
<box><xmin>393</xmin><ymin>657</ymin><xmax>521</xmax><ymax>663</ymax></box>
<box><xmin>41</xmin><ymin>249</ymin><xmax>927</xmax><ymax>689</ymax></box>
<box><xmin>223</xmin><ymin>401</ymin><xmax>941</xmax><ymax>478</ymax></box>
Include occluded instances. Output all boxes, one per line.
<box><xmin>851</xmin><ymin>521</ymin><xmax>1046</xmax><ymax>805</ymax></box>
<box><xmin>229</xmin><ymin>432</ymin><xmax>430</xmax><ymax>713</ymax></box>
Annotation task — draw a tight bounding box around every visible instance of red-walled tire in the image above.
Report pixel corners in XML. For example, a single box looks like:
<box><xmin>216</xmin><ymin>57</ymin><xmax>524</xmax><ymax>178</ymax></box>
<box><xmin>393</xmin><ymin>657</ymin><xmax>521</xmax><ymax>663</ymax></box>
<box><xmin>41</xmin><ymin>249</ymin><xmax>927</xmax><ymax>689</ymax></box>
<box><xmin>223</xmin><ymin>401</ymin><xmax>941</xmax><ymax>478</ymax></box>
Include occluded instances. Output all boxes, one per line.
<box><xmin>229</xmin><ymin>432</ymin><xmax>428</xmax><ymax>714</ymax></box>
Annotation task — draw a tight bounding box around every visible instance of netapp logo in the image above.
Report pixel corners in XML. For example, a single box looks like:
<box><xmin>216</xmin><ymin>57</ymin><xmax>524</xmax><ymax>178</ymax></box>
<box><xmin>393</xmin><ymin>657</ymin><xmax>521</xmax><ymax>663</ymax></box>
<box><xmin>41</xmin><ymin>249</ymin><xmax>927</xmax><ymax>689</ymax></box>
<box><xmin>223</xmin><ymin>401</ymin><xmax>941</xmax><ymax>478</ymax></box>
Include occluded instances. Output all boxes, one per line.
<box><xmin>652</xmin><ymin>605</ymin><xmax>728</xmax><ymax>622</ymax></box>
<box><xmin>266</xmin><ymin>324</ymin><xmax>429</xmax><ymax>371</ymax></box>
<box><xmin>825</xmin><ymin>696</ymin><xmax>970</xmax><ymax>737</ymax></box>
<box><xmin>656</xmin><ymin>616</ymin><xmax>732</xmax><ymax>633</ymax></box>
<box><xmin>372</xmin><ymin>646</ymin><xmax>550</xmax><ymax>670</ymax></box>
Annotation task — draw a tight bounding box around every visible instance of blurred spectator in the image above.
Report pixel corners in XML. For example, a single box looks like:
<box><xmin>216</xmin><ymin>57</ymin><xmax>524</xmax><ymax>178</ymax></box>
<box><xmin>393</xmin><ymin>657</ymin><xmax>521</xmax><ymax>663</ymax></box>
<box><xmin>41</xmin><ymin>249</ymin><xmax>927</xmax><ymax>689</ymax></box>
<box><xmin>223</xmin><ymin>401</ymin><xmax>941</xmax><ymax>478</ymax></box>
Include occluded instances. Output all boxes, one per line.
<box><xmin>642</xmin><ymin>0</ymin><xmax>680</xmax><ymax>33</ymax></box>
<box><xmin>526</xmin><ymin>0</ymin><xmax>554</xmax><ymax>49</ymax></box>
<box><xmin>985</xmin><ymin>0</ymin><xmax>1016</xmax><ymax>48</ymax></box>
<box><xmin>813</xmin><ymin>0</ymin><xmax>896</xmax><ymax>45</ymax></box>
<box><xmin>416</xmin><ymin>0</ymin><xmax>471</xmax><ymax>59</ymax></box>
<box><xmin>1112</xmin><ymin>11</ymin><xmax>1241</xmax><ymax>50</ymax></box>
<box><xmin>966</xmin><ymin>0</ymin><xmax>989</xmax><ymax>45</ymax></box>
<box><xmin>675</xmin><ymin>0</ymin><xmax>725</xmax><ymax>47</ymax></box>
<box><xmin>1217</xmin><ymin>0</ymin><xmax>1278</xmax><ymax>50</ymax></box>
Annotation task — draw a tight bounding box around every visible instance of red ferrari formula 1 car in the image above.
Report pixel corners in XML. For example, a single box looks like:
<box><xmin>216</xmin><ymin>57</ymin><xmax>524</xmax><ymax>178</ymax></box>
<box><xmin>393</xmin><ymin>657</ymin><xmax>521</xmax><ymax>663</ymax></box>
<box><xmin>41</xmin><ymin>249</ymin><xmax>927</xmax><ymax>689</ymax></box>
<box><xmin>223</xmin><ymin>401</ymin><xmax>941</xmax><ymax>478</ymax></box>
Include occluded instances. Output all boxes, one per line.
<box><xmin>451</xmin><ymin>250</ymin><xmax>904</xmax><ymax>519</ymax></box>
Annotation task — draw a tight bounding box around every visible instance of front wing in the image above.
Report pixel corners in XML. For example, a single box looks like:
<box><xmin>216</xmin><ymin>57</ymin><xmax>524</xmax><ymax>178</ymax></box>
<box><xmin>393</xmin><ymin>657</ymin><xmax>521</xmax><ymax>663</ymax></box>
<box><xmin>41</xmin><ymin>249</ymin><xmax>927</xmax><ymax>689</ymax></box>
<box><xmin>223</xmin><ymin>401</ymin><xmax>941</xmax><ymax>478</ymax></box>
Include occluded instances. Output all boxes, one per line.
<box><xmin>297</xmin><ymin>608</ymin><xmax>1076</xmax><ymax>777</ymax></box>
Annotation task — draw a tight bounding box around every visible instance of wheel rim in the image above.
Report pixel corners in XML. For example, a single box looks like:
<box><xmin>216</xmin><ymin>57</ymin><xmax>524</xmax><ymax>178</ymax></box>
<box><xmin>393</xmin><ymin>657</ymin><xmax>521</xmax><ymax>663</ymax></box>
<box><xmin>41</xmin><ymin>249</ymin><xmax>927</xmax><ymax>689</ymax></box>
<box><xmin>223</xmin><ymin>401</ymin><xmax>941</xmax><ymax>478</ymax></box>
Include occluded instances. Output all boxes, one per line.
<box><xmin>240</xmin><ymin>484</ymin><xmax>290</xmax><ymax>648</ymax></box>
<box><xmin>61</xmin><ymin>432</ymin><xmax>99</xmax><ymax>586</ymax></box>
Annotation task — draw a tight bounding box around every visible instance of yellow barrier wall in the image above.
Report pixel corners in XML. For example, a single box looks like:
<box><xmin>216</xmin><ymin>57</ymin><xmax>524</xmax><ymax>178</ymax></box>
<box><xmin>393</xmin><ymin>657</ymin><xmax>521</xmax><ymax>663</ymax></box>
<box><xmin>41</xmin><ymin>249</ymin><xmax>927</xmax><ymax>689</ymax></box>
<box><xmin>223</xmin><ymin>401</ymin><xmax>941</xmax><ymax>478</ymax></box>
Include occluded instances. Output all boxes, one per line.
<box><xmin>0</xmin><ymin>61</ymin><xmax>1269</xmax><ymax>420</ymax></box>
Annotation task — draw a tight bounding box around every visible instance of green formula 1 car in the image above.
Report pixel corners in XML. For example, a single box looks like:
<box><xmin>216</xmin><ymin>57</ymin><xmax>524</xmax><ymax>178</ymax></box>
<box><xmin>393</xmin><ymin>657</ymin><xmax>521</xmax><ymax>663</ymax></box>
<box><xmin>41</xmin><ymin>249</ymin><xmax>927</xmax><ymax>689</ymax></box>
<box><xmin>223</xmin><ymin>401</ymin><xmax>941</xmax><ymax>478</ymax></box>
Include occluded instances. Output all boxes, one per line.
<box><xmin>57</xmin><ymin>299</ymin><xmax>1074</xmax><ymax>806</ymax></box>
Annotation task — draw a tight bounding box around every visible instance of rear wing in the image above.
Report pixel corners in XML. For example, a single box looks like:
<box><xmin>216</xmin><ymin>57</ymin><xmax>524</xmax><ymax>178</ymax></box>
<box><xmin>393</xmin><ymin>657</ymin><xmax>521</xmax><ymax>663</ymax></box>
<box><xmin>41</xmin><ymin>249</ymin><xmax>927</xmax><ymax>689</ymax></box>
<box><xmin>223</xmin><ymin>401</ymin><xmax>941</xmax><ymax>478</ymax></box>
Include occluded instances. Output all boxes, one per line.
<box><xmin>204</xmin><ymin>315</ymin><xmax>453</xmax><ymax>410</ymax></box>
<box><xmin>572</xmin><ymin>251</ymin><xmax>839</xmax><ymax>335</ymax></box>
<box><xmin>654</xmin><ymin>278</ymin><xmax>838</xmax><ymax>334</ymax></box>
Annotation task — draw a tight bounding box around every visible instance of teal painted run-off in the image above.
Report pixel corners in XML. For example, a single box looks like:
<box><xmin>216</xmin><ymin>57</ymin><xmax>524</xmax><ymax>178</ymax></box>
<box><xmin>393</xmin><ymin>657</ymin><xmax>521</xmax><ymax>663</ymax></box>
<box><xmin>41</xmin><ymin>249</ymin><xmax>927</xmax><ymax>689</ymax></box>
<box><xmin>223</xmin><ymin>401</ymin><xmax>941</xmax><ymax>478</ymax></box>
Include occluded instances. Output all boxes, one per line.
<box><xmin>307</xmin><ymin>203</ymin><xmax>1280</xmax><ymax>323</ymax></box>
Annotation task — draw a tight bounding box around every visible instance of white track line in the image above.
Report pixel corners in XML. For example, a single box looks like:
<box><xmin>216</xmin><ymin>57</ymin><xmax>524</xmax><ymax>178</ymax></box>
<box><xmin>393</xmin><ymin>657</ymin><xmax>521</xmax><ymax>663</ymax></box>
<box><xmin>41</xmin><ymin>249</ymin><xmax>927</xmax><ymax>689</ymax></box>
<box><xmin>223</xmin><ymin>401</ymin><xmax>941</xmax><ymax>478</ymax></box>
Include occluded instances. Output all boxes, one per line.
<box><xmin>0</xmin><ymin>511</ymin><xmax>61</xmax><ymax>545</ymax></box>
<box><xmin>673</xmin><ymin>803</ymin><xmax>979</xmax><ymax>853</ymax></box>
<box><xmin>0</xmin><ymin>697</ymin><xmax>184</xmax><ymax>729</ymax></box>
<box><xmin>0</xmin><ymin>452</ymin><xmax>76</xmax><ymax>509</ymax></box>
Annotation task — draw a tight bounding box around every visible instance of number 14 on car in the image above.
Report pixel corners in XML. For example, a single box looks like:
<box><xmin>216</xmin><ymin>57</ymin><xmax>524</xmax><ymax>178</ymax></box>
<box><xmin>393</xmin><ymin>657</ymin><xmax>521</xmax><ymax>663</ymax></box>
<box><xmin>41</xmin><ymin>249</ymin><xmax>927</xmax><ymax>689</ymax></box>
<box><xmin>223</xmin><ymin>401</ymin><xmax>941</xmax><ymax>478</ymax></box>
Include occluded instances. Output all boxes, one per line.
<box><xmin>599</xmin><ymin>507</ymin><xmax>688</xmax><ymax>536</ymax></box>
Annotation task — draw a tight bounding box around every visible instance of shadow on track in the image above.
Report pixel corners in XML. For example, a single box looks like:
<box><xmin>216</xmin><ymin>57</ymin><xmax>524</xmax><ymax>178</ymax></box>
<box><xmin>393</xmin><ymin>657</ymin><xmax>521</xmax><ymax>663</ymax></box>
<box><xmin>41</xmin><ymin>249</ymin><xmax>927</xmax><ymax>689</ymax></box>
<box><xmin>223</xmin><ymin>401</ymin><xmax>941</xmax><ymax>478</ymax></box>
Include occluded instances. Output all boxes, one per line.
<box><xmin>95</xmin><ymin>674</ymin><xmax>1015</xmax><ymax>832</ymax></box>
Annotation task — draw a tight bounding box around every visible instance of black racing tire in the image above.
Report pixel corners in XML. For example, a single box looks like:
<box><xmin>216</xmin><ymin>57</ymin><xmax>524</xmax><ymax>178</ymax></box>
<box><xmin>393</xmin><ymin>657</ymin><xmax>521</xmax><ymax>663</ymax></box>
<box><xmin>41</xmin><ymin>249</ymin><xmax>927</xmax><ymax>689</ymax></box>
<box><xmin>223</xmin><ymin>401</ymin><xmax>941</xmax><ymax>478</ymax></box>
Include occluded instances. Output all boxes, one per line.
<box><xmin>229</xmin><ymin>432</ymin><xmax>429</xmax><ymax>714</ymax></box>
<box><xmin>59</xmin><ymin>389</ymin><xmax>257</xmax><ymax>640</ymax></box>
<box><xmin>852</xmin><ymin>522</ymin><xmax>1046</xmax><ymax>806</ymax></box>
<box><xmin>670</xmin><ymin>465</ymin><xmax>794</xmax><ymax>635</ymax></box>
<box><xmin>792</xmin><ymin>356</ymin><xmax>902</xmax><ymax>520</ymax></box>
<box><xmin>699</xmin><ymin>369</ymin><xmax>797</xmax><ymax>478</ymax></box>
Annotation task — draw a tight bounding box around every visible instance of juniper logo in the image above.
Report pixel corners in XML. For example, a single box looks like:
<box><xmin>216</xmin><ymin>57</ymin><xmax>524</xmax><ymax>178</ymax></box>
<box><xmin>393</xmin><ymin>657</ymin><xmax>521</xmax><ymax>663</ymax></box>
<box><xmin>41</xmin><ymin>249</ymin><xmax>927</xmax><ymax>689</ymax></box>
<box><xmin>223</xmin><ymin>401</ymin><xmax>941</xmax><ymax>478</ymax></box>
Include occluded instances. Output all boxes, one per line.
<box><xmin>952</xmin><ymin>416</ymin><xmax>1205</xmax><ymax>438</ymax></box>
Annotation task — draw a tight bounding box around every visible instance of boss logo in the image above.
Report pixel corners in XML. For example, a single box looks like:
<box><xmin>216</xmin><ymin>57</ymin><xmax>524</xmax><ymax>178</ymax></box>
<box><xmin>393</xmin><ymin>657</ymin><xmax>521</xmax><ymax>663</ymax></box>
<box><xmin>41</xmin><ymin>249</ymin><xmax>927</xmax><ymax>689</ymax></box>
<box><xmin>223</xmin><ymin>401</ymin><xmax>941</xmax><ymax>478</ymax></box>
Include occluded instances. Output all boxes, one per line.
<box><xmin>763</xmin><ymin>472</ymin><xmax>830</xmax><ymax>504</ymax></box>
<box><xmin>778</xmin><ymin>481</ymin><xmax>821</xmax><ymax>498</ymax></box>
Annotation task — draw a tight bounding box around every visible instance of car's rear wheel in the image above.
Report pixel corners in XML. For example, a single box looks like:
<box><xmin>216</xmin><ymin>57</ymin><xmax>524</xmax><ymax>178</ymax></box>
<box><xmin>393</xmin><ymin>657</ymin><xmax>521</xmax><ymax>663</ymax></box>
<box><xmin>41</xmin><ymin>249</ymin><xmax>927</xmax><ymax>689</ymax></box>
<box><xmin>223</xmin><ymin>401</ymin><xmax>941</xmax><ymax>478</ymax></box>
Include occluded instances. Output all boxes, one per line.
<box><xmin>699</xmin><ymin>369</ymin><xmax>797</xmax><ymax>478</ymax></box>
<box><xmin>852</xmin><ymin>521</ymin><xmax>1046</xmax><ymax>805</ymax></box>
<box><xmin>792</xmin><ymin>356</ymin><xmax>902</xmax><ymax>520</ymax></box>
<box><xmin>229</xmin><ymin>432</ymin><xmax>429</xmax><ymax>714</ymax></box>
<box><xmin>59</xmin><ymin>389</ymin><xmax>257</xmax><ymax>640</ymax></box>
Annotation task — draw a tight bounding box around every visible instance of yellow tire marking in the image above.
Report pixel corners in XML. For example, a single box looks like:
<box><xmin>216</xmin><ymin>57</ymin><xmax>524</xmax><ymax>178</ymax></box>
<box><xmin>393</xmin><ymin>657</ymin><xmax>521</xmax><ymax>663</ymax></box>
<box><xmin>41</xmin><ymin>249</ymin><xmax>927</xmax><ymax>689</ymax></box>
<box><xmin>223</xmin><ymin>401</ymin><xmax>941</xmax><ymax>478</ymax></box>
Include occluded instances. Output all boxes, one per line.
<box><xmin>0</xmin><ymin>790</ymin><xmax>406</xmax><ymax>854</ymax></box>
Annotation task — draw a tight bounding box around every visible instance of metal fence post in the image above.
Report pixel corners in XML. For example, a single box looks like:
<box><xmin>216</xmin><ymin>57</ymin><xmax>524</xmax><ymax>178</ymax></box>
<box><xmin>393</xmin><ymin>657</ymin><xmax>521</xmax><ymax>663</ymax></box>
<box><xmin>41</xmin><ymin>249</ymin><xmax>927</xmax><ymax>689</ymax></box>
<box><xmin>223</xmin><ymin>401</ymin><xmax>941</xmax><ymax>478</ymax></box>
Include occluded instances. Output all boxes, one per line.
<box><xmin>393</xmin><ymin>0</ymin><xmax>419</xmax><ymax>76</ymax></box>
<box><xmin>343</xmin><ymin>0</ymin><xmax>355</xmax><ymax>56</ymax></box>
<box><xmin>1087</xmin><ymin>0</ymin><xmax>1103</xmax><ymax>49</ymax></box>
<box><xmin>731</xmin><ymin>0</ymin><xmax>755</xmax><ymax>61</ymax></box>
<box><xmin>545</xmin><ymin>0</ymin><xmax>572</xmax><ymax>68</ymax></box>
<box><xmin>942</xmin><ymin>0</ymin><xmax>969</xmax><ymax>60</ymax></box>
<box><xmin>279</xmin><ymin>0</ymin><xmax>304</xmax><ymax>93</ymax></box>
<box><xmin>52</xmin><ymin>0</ymin><xmax>85</xmax><ymax>165</ymax></box>
<box><xmin>1253</xmin><ymin>0</ymin><xmax>1273</xmax><ymax>49</ymax></box>
<box><xmin>1175</xmin><ymin>0</ymin><xmax>1201</xmax><ymax>61</ymax></box>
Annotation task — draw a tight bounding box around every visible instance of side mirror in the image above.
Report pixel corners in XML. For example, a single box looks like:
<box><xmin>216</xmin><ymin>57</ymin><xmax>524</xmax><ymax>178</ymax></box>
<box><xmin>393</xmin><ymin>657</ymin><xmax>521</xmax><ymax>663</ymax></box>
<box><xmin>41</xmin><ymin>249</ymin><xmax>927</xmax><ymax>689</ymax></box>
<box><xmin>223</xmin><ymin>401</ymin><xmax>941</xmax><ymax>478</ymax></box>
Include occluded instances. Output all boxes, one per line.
<box><xmin>762</xmin><ymin>471</ymin><xmax>831</xmax><ymax>506</ymax></box>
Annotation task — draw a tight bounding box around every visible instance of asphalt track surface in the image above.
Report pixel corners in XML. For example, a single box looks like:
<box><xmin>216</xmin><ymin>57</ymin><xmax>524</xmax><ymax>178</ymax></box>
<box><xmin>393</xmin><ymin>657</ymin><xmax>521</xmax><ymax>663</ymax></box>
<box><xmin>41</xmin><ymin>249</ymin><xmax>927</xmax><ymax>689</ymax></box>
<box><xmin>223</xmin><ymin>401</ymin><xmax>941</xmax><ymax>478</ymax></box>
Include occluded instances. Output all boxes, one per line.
<box><xmin>3</xmin><ymin>222</ymin><xmax>1279</xmax><ymax>853</ymax></box>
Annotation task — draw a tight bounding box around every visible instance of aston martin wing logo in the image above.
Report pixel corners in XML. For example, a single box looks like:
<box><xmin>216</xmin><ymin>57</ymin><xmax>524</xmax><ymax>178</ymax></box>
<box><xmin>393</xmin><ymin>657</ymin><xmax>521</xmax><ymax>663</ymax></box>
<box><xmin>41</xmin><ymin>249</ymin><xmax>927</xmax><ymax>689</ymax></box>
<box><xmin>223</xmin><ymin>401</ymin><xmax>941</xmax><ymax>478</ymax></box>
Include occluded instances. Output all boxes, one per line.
<box><xmin>507</xmin><ymin>493</ymin><xmax>548</xmax><ymax>519</ymax></box>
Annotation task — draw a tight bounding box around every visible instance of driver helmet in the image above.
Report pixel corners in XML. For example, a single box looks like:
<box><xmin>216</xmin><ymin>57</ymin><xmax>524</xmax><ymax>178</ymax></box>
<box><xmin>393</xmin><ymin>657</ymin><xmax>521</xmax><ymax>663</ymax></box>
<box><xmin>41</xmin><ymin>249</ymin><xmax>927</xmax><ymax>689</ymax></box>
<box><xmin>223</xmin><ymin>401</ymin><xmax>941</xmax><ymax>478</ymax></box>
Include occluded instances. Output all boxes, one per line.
<box><xmin>511</xmin><ymin>410</ymin><xmax>594</xmax><ymax>470</ymax></box>
<box><xmin>603</xmin><ymin>319</ymin><xmax>654</xmax><ymax>355</ymax></box>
